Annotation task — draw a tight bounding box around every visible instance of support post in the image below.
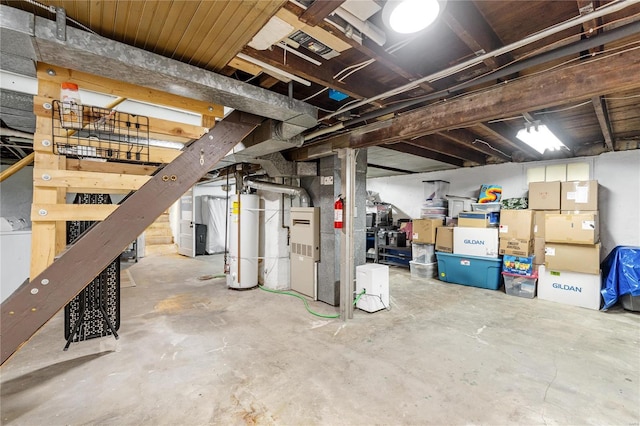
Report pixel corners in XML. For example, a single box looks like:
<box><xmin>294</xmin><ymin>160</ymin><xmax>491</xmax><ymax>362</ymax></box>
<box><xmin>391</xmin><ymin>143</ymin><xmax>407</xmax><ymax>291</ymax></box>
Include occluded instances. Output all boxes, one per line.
<box><xmin>339</xmin><ymin>148</ymin><xmax>356</xmax><ymax>320</ymax></box>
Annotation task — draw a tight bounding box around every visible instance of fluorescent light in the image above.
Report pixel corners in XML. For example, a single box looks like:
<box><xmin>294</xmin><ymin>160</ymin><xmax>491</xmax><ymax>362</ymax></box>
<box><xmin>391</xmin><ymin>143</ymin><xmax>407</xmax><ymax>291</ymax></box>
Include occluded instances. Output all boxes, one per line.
<box><xmin>516</xmin><ymin>123</ymin><xmax>567</xmax><ymax>154</ymax></box>
<box><xmin>382</xmin><ymin>0</ymin><xmax>444</xmax><ymax>34</ymax></box>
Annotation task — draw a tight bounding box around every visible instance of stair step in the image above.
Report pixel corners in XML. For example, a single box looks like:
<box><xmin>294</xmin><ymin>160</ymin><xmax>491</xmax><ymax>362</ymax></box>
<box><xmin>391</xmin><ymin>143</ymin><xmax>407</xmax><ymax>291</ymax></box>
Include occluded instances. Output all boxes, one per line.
<box><xmin>145</xmin><ymin>228</ymin><xmax>173</xmax><ymax>237</ymax></box>
<box><xmin>144</xmin><ymin>243</ymin><xmax>177</xmax><ymax>256</ymax></box>
<box><xmin>153</xmin><ymin>215</ymin><xmax>170</xmax><ymax>223</ymax></box>
<box><xmin>146</xmin><ymin>236</ymin><xmax>174</xmax><ymax>245</ymax></box>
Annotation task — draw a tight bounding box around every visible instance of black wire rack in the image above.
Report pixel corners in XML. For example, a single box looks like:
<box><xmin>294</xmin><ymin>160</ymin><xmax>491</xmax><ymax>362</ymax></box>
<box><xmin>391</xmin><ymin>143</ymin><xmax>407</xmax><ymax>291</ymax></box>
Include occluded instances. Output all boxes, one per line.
<box><xmin>52</xmin><ymin>100</ymin><xmax>150</xmax><ymax>163</ymax></box>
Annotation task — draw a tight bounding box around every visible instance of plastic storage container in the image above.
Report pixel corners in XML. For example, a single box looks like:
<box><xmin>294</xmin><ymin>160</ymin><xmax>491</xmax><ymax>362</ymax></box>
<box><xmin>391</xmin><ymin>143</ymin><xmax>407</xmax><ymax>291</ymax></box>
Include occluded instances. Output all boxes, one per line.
<box><xmin>502</xmin><ymin>272</ymin><xmax>537</xmax><ymax>298</ymax></box>
<box><xmin>412</xmin><ymin>243</ymin><xmax>436</xmax><ymax>263</ymax></box>
<box><xmin>410</xmin><ymin>261</ymin><xmax>437</xmax><ymax>279</ymax></box>
<box><xmin>471</xmin><ymin>202</ymin><xmax>501</xmax><ymax>212</ymax></box>
<box><xmin>436</xmin><ymin>252</ymin><xmax>502</xmax><ymax>290</ymax></box>
<box><xmin>446</xmin><ymin>195</ymin><xmax>475</xmax><ymax>218</ymax></box>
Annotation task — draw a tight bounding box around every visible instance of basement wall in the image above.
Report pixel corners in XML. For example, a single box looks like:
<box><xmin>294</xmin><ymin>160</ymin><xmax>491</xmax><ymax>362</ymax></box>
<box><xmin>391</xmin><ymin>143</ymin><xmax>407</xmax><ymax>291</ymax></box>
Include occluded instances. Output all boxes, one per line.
<box><xmin>366</xmin><ymin>150</ymin><xmax>640</xmax><ymax>260</ymax></box>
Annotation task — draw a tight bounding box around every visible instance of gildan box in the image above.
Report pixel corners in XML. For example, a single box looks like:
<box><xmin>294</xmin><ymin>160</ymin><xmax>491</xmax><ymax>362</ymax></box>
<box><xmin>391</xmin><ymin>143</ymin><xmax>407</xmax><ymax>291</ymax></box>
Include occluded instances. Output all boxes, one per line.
<box><xmin>534</xmin><ymin>237</ymin><xmax>546</xmax><ymax>264</ymax></box>
<box><xmin>538</xmin><ymin>265</ymin><xmax>601</xmax><ymax>310</ymax></box>
<box><xmin>499</xmin><ymin>210</ymin><xmax>534</xmax><ymax>240</ymax></box>
<box><xmin>435</xmin><ymin>226</ymin><xmax>454</xmax><ymax>253</ymax></box>
<box><xmin>453</xmin><ymin>227</ymin><xmax>499</xmax><ymax>258</ymax></box>
<box><xmin>533</xmin><ymin>210</ymin><xmax>560</xmax><ymax>238</ymax></box>
<box><xmin>545</xmin><ymin>213</ymin><xmax>599</xmax><ymax>245</ymax></box>
<box><xmin>544</xmin><ymin>243</ymin><xmax>600</xmax><ymax>274</ymax></box>
<box><xmin>458</xmin><ymin>211</ymin><xmax>499</xmax><ymax>228</ymax></box>
<box><xmin>561</xmin><ymin>180</ymin><xmax>598</xmax><ymax>211</ymax></box>
<box><xmin>529</xmin><ymin>181</ymin><xmax>561</xmax><ymax>210</ymax></box>
<box><xmin>412</xmin><ymin>218</ymin><xmax>444</xmax><ymax>244</ymax></box>
<box><xmin>499</xmin><ymin>238</ymin><xmax>534</xmax><ymax>256</ymax></box>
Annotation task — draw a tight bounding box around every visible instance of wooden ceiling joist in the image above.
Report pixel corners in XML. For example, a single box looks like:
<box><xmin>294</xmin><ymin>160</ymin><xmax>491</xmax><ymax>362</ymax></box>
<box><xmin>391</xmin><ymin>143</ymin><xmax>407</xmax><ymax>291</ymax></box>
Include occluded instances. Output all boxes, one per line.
<box><xmin>322</xmin><ymin>48</ymin><xmax>640</xmax><ymax>152</ymax></box>
<box><xmin>384</xmin><ymin>142</ymin><xmax>465</xmax><ymax>167</ymax></box>
<box><xmin>438</xmin><ymin>129</ymin><xmax>512</xmax><ymax>161</ymax></box>
<box><xmin>299</xmin><ymin>0</ymin><xmax>346</xmax><ymax>27</ymax></box>
<box><xmin>591</xmin><ymin>95</ymin><xmax>615</xmax><ymax>151</ymax></box>
<box><xmin>407</xmin><ymin>134</ymin><xmax>488</xmax><ymax>165</ymax></box>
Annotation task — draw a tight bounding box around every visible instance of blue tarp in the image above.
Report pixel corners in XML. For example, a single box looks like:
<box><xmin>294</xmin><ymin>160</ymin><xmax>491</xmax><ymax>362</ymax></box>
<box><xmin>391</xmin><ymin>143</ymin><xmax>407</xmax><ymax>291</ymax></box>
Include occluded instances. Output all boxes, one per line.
<box><xmin>601</xmin><ymin>246</ymin><xmax>640</xmax><ymax>310</ymax></box>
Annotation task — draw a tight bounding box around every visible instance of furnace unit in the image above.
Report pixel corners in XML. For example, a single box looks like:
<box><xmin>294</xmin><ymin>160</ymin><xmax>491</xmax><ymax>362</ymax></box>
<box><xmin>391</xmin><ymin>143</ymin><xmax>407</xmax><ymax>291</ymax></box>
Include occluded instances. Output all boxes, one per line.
<box><xmin>290</xmin><ymin>207</ymin><xmax>320</xmax><ymax>298</ymax></box>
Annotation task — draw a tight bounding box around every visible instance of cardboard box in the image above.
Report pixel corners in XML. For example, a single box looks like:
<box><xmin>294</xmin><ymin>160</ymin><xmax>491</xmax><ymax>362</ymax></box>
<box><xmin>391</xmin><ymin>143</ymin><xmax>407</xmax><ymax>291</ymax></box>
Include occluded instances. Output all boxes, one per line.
<box><xmin>561</xmin><ymin>180</ymin><xmax>598</xmax><ymax>211</ymax></box>
<box><xmin>499</xmin><ymin>238</ymin><xmax>534</xmax><ymax>256</ymax></box>
<box><xmin>545</xmin><ymin>213</ymin><xmax>599</xmax><ymax>245</ymax></box>
<box><xmin>534</xmin><ymin>237</ymin><xmax>546</xmax><ymax>264</ymax></box>
<box><xmin>502</xmin><ymin>254</ymin><xmax>535</xmax><ymax>275</ymax></box>
<box><xmin>533</xmin><ymin>210</ymin><xmax>560</xmax><ymax>238</ymax></box>
<box><xmin>453</xmin><ymin>227</ymin><xmax>499</xmax><ymax>258</ymax></box>
<box><xmin>412</xmin><ymin>218</ymin><xmax>444</xmax><ymax>244</ymax></box>
<box><xmin>435</xmin><ymin>226</ymin><xmax>454</xmax><ymax>253</ymax></box>
<box><xmin>544</xmin><ymin>243</ymin><xmax>600</xmax><ymax>274</ymax></box>
<box><xmin>458</xmin><ymin>211</ymin><xmax>499</xmax><ymax>228</ymax></box>
<box><xmin>529</xmin><ymin>181</ymin><xmax>561</xmax><ymax>210</ymax></box>
<box><xmin>498</xmin><ymin>210</ymin><xmax>534</xmax><ymax>240</ymax></box>
<box><xmin>538</xmin><ymin>265</ymin><xmax>601</xmax><ymax>310</ymax></box>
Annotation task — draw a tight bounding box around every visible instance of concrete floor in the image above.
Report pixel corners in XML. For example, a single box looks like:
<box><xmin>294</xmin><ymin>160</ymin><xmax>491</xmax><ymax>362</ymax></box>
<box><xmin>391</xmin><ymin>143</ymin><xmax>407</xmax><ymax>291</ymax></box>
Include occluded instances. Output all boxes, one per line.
<box><xmin>1</xmin><ymin>253</ymin><xmax>639</xmax><ymax>425</ymax></box>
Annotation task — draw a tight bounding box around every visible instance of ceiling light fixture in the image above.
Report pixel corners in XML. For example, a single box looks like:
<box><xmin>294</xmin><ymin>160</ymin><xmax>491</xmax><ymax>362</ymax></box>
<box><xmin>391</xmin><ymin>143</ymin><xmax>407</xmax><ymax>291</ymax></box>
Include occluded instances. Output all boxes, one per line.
<box><xmin>516</xmin><ymin>121</ymin><xmax>568</xmax><ymax>154</ymax></box>
<box><xmin>382</xmin><ymin>0</ymin><xmax>445</xmax><ymax>34</ymax></box>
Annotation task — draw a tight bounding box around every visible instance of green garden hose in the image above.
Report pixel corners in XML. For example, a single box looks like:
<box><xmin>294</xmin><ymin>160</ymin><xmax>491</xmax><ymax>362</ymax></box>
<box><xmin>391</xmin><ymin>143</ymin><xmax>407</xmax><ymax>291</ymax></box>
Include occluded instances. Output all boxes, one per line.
<box><xmin>259</xmin><ymin>286</ymin><xmax>366</xmax><ymax>319</ymax></box>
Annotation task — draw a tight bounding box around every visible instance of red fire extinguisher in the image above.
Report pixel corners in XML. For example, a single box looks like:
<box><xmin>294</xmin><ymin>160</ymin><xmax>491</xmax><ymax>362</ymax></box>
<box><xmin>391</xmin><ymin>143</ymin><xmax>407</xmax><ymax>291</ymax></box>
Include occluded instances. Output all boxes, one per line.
<box><xmin>334</xmin><ymin>196</ymin><xmax>344</xmax><ymax>229</ymax></box>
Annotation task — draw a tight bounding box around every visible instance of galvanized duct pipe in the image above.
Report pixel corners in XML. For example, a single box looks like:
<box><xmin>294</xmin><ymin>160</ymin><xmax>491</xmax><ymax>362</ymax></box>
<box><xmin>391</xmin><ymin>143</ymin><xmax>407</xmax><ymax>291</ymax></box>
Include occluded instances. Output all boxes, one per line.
<box><xmin>244</xmin><ymin>178</ymin><xmax>310</xmax><ymax>207</ymax></box>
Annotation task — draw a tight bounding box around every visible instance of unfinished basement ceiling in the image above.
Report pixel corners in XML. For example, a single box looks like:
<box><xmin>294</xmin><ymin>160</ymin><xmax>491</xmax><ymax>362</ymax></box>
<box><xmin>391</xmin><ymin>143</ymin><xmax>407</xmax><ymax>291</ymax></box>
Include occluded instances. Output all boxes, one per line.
<box><xmin>1</xmin><ymin>0</ymin><xmax>640</xmax><ymax>175</ymax></box>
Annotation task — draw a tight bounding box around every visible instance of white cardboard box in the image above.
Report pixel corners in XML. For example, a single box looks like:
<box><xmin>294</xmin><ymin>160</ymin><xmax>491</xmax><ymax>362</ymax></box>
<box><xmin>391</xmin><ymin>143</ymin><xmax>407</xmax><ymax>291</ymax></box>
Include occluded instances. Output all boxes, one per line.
<box><xmin>537</xmin><ymin>265</ymin><xmax>601</xmax><ymax>310</ymax></box>
<box><xmin>355</xmin><ymin>264</ymin><xmax>389</xmax><ymax>313</ymax></box>
<box><xmin>453</xmin><ymin>227</ymin><xmax>499</xmax><ymax>258</ymax></box>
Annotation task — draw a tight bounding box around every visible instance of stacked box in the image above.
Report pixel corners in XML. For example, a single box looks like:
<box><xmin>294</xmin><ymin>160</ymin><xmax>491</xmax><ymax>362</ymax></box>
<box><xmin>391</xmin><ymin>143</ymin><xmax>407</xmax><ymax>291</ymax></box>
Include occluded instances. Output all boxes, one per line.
<box><xmin>498</xmin><ymin>210</ymin><xmax>534</xmax><ymax>256</ymax></box>
<box><xmin>435</xmin><ymin>226</ymin><xmax>454</xmax><ymax>253</ymax></box>
<box><xmin>412</xmin><ymin>218</ymin><xmax>444</xmax><ymax>244</ymax></box>
<box><xmin>533</xmin><ymin>180</ymin><xmax>602</xmax><ymax>308</ymax></box>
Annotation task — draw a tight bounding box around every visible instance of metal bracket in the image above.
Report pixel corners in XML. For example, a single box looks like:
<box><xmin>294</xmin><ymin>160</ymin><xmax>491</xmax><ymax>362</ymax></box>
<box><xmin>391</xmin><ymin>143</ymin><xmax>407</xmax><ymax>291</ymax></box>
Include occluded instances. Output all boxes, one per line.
<box><xmin>55</xmin><ymin>7</ymin><xmax>66</xmax><ymax>41</ymax></box>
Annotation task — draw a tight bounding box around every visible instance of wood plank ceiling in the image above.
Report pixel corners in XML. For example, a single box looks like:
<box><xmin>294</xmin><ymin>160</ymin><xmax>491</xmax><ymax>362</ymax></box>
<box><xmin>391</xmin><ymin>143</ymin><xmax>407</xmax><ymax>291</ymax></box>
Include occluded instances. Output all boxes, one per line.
<box><xmin>1</xmin><ymin>0</ymin><xmax>640</xmax><ymax>172</ymax></box>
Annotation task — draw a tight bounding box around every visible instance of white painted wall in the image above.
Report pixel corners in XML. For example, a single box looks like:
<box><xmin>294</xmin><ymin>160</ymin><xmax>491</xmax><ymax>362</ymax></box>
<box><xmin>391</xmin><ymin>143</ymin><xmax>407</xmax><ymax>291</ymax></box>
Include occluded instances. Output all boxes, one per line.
<box><xmin>367</xmin><ymin>150</ymin><xmax>640</xmax><ymax>259</ymax></box>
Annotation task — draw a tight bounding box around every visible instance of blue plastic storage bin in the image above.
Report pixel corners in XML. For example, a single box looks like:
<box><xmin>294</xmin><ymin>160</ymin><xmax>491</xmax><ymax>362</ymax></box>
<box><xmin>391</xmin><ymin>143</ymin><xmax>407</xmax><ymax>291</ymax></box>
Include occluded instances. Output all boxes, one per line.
<box><xmin>436</xmin><ymin>252</ymin><xmax>502</xmax><ymax>290</ymax></box>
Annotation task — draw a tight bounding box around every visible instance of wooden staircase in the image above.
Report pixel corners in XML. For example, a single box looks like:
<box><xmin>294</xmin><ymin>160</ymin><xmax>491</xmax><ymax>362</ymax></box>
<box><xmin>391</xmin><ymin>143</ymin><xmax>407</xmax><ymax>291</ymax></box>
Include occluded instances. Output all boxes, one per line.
<box><xmin>144</xmin><ymin>211</ymin><xmax>177</xmax><ymax>256</ymax></box>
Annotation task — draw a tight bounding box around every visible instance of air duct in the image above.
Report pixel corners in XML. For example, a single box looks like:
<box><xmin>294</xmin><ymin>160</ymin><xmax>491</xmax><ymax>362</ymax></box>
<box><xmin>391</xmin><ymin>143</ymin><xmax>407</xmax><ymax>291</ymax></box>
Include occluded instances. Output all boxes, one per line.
<box><xmin>333</xmin><ymin>7</ymin><xmax>386</xmax><ymax>46</ymax></box>
<box><xmin>244</xmin><ymin>178</ymin><xmax>310</xmax><ymax>207</ymax></box>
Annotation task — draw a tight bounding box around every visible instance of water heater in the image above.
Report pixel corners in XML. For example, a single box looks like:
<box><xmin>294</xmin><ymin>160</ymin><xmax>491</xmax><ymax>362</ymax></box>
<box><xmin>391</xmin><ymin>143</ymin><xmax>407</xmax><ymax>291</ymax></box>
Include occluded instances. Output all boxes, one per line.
<box><xmin>227</xmin><ymin>193</ymin><xmax>259</xmax><ymax>289</ymax></box>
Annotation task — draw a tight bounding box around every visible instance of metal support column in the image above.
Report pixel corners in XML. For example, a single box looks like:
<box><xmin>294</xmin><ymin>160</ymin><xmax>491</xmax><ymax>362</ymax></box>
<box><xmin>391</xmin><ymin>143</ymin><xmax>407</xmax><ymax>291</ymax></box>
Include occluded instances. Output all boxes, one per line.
<box><xmin>339</xmin><ymin>148</ymin><xmax>356</xmax><ymax>320</ymax></box>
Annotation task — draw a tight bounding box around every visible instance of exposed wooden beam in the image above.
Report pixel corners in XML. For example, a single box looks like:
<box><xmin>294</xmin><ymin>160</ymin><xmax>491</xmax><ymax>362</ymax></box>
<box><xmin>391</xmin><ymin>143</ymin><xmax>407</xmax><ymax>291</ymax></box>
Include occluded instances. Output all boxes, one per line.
<box><xmin>1</xmin><ymin>116</ymin><xmax>260</xmax><ymax>365</ymax></box>
<box><xmin>384</xmin><ymin>142</ymin><xmax>465</xmax><ymax>167</ymax></box>
<box><xmin>299</xmin><ymin>0</ymin><xmax>346</xmax><ymax>27</ymax></box>
<box><xmin>320</xmin><ymin>49</ymin><xmax>640</xmax><ymax>152</ymax></box>
<box><xmin>591</xmin><ymin>95</ymin><xmax>615</xmax><ymax>151</ymax></box>
<box><xmin>367</xmin><ymin>163</ymin><xmax>412</xmax><ymax>174</ymax></box>
<box><xmin>442</xmin><ymin>1</ymin><xmax>510</xmax><ymax>70</ymax></box>
<box><xmin>65</xmin><ymin>159</ymin><xmax>156</xmax><ymax>176</ymax></box>
<box><xmin>33</xmin><ymin>169</ymin><xmax>151</xmax><ymax>194</ymax></box>
<box><xmin>241</xmin><ymin>46</ymin><xmax>383</xmax><ymax>101</ymax></box>
<box><xmin>438</xmin><ymin>129</ymin><xmax>512</xmax><ymax>161</ymax></box>
<box><xmin>407</xmin><ymin>134</ymin><xmax>487</xmax><ymax>165</ymax></box>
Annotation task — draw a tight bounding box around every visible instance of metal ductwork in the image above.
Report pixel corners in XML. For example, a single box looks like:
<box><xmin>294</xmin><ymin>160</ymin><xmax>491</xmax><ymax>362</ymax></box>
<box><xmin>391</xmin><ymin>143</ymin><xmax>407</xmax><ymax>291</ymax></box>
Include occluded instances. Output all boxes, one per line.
<box><xmin>244</xmin><ymin>178</ymin><xmax>310</xmax><ymax>207</ymax></box>
<box><xmin>333</xmin><ymin>6</ymin><xmax>386</xmax><ymax>46</ymax></box>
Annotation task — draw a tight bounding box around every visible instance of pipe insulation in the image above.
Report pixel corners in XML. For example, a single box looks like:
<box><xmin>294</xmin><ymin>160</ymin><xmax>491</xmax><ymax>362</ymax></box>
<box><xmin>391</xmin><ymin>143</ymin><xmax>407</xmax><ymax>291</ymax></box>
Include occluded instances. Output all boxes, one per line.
<box><xmin>244</xmin><ymin>179</ymin><xmax>310</xmax><ymax>207</ymax></box>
